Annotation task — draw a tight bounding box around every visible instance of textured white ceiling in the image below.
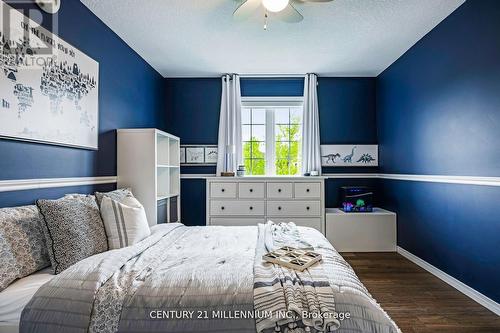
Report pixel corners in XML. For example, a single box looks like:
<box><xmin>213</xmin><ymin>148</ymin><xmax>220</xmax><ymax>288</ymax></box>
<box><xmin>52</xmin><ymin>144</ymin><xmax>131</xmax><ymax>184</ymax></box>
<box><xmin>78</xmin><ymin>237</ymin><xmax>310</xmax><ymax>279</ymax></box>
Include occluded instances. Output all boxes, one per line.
<box><xmin>81</xmin><ymin>0</ymin><xmax>465</xmax><ymax>77</ymax></box>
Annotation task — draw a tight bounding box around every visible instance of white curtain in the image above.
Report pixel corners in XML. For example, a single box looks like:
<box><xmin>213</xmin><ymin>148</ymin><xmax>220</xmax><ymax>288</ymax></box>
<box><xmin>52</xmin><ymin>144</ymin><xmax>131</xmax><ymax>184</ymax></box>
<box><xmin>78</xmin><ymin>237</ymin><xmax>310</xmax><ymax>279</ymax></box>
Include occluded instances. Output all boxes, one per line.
<box><xmin>216</xmin><ymin>74</ymin><xmax>242</xmax><ymax>175</ymax></box>
<box><xmin>301</xmin><ymin>73</ymin><xmax>322</xmax><ymax>175</ymax></box>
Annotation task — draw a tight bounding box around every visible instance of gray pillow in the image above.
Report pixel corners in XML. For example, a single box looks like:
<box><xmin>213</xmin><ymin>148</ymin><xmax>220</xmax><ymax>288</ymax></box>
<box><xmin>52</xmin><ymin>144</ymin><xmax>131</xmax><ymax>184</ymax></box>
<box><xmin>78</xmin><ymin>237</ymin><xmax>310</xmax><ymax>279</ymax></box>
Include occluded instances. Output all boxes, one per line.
<box><xmin>95</xmin><ymin>188</ymin><xmax>133</xmax><ymax>207</ymax></box>
<box><xmin>0</xmin><ymin>205</ymin><xmax>51</xmax><ymax>291</ymax></box>
<box><xmin>36</xmin><ymin>195</ymin><xmax>108</xmax><ymax>274</ymax></box>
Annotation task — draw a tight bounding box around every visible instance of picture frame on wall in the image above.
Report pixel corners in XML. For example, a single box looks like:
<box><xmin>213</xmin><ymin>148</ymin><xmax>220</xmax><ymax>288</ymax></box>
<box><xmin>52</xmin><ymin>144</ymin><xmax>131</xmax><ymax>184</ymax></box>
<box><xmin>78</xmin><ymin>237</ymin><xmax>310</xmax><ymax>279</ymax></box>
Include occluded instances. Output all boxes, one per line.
<box><xmin>180</xmin><ymin>147</ymin><xmax>186</xmax><ymax>164</ymax></box>
<box><xmin>185</xmin><ymin>147</ymin><xmax>204</xmax><ymax>164</ymax></box>
<box><xmin>320</xmin><ymin>144</ymin><xmax>378</xmax><ymax>167</ymax></box>
<box><xmin>181</xmin><ymin>145</ymin><xmax>218</xmax><ymax>165</ymax></box>
<box><xmin>204</xmin><ymin>146</ymin><xmax>218</xmax><ymax>164</ymax></box>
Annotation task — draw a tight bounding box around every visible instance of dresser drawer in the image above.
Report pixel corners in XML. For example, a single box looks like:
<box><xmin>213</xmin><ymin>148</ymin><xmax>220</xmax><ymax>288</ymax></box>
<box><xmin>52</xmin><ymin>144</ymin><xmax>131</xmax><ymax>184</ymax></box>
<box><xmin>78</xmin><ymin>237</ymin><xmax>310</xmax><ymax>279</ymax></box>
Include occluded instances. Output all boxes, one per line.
<box><xmin>294</xmin><ymin>182</ymin><xmax>321</xmax><ymax>199</ymax></box>
<box><xmin>210</xmin><ymin>200</ymin><xmax>264</xmax><ymax>216</ymax></box>
<box><xmin>210</xmin><ymin>182</ymin><xmax>237</xmax><ymax>198</ymax></box>
<box><xmin>267</xmin><ymin>182</ymin><xmax>293</xmax><ymax>198</ymax></box>
<box><xmin>210</xmin><ymin>218</ymin><xmax>264</xmax><ymax>226</ymax></box>
<box><xmin>267</xmin><ymin>201</ymin><xmax>321</xmax><ymax>216</ymax></box>
<box><xmin>268</xmin><ymin>217</ymin><xmax>322</xmax><ymax>232</ymax></box>
<box><xmin>239</xmin><ymin>183</ymin><xmax>265</xmax><ymax>199</ymax></box>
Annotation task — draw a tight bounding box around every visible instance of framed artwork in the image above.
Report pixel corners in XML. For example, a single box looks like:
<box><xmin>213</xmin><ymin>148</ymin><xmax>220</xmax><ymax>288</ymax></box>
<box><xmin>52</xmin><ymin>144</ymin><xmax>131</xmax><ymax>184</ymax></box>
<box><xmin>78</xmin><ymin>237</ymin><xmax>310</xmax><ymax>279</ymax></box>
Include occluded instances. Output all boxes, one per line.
<box><xmin>181</xmin><ymin>145</ymin><xmax>218</xmax><ymax>165</ymax></box>
<box><xmin>321</xmin><ymin>145</ymin><xmax>378</xmax><ymax>167</ymax></box>
<box><xmin>185</xmin><ymin>147</ymin><xmax>204</xmax><ymax>164</ymax></box>
<box><xmin>0</xmin><ymin>2</ymin><xmax>99</xmax><ymax>149</ymax></box>
<box><xmin>180</xmin><ymin>147</ymin><xmax>186</xmax><ymax>164</ymax></box>
<box><xmin>204</xmin><ymin>146</ymin><xmax>218</xmax><ymax>164</ymax></box>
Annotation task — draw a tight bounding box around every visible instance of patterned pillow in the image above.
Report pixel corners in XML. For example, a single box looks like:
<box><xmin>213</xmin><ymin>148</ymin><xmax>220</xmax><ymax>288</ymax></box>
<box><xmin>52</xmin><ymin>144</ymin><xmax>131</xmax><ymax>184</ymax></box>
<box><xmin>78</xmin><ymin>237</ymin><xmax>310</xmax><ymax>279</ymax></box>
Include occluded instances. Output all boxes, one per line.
<box><xmin>0</xmin><ymin>205</ymin><xmax>51</xmax><ymax>292</ymax></box>
<box><xmin>65</xmin><ymin>193</ymin><xmax>96</xmax><ymax>200</ymax></box>
<box><xmin>95</xmin><ymin>188</ymin><xmax>132</xmax><ymax>207</ymax></box>
<box><xmin>36</xmin><ymin>195</ymin><xmax>108</xmax><ymax>274</ymax></box>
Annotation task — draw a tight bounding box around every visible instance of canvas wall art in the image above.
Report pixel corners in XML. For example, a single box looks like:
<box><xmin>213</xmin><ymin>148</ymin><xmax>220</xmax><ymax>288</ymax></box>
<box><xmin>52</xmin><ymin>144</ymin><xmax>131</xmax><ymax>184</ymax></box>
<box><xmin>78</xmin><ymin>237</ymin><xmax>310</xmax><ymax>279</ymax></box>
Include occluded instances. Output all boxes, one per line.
<box><xmin>321</xmin><ymin>145</ymin><xmax>378</xmax><ymax>167</ymax></box>
<box><xmin>0</xmin><ymin>2</ymin><xmax>99</xmax><ymax>149</ymax></box>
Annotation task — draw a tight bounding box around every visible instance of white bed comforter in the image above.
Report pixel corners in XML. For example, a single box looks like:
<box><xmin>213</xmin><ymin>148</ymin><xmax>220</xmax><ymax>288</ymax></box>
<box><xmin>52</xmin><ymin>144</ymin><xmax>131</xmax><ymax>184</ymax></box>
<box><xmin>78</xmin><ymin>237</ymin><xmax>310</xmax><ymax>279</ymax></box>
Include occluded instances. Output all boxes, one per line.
<box><xmin>20</xmin><ymin>224</ymin><xmax>399</xmax><ymax>333</ymax></box>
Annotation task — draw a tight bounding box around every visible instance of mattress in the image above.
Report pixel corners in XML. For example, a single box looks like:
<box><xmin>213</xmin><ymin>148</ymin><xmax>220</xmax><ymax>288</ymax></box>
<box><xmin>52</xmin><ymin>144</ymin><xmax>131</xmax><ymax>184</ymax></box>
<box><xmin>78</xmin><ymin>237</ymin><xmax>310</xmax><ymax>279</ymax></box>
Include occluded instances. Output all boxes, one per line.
<box><xmin>0</xmin><ymin>268</ymin><xmax>53</xmax><ymax>333</ymax></box>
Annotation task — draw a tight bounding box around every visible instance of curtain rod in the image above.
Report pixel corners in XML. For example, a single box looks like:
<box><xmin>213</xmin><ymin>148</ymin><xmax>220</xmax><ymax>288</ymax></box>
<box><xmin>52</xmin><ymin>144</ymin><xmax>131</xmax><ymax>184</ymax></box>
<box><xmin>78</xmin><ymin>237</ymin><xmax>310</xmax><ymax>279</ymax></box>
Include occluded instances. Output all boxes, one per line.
<box><xmin>238</xmin><ymin>74</ymin><xmax>306</xmax><ymax>78</ymax></box>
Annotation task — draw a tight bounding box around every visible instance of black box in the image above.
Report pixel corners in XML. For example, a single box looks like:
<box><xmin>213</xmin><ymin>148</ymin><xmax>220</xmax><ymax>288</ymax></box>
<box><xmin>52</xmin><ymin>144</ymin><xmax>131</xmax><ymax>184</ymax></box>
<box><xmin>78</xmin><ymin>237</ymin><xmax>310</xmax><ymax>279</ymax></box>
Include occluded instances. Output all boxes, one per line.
<box><xmin>340</xmin><ymin>186</ymin><xmax>373</xmax><ymax>212</ymax></box>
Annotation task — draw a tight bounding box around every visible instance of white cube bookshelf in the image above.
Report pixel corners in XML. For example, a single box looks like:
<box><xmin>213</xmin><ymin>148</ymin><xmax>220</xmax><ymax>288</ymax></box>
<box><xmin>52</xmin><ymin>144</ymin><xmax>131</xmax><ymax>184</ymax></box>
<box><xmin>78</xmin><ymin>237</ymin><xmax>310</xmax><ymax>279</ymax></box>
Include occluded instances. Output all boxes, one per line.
<box><xmin>117</xmin><ymin>129</ymin><xmax>180</xmax><ymax>226</ymax></box>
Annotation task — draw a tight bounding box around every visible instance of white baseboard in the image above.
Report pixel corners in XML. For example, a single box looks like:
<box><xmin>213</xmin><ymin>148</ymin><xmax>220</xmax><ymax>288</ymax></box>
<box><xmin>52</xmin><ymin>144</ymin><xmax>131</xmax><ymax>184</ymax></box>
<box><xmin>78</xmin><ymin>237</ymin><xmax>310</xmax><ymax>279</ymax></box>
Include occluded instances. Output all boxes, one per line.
<box><xmin>397</xmin><ymin>246</ymin><xmax>500</xmax><ymax>316</ymax></box>
<box><xmin>0</xmin><ymin>176</ymin><xmax>117</xmax><ymax>193</ymax></box>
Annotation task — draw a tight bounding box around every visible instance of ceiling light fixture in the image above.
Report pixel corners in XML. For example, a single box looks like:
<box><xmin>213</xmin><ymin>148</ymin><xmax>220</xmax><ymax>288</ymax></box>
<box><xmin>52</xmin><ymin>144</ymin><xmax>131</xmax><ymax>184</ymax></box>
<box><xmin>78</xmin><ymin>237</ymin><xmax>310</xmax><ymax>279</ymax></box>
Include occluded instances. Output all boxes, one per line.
<box><xmin>262</xmin><ymin>0</ymin><xmax>289</xmax><ymax>13</ymax></box>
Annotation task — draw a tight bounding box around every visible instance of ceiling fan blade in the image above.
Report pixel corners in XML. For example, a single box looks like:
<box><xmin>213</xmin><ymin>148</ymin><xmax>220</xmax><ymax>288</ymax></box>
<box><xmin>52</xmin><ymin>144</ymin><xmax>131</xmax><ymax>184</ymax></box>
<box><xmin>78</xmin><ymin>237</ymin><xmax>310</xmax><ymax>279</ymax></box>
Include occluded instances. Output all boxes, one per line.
<box><xmin>274</xmin><ymin>4</ymin><xmax>303</xmax><ymax>23</ymax></box>
<box><xmin>233</xmin><ymin>0</ymin><xmax>262</xmax><ymax>21</ymax></box>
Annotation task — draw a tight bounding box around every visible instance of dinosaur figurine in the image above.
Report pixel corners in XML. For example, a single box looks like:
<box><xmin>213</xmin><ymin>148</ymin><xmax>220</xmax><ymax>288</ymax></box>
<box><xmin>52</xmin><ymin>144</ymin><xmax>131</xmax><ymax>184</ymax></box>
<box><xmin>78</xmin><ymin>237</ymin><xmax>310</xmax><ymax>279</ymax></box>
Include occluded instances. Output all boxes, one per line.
<box><xmin>322</xmin><ymin>153</ymin><xmax>341</xmax><ymax>164</ymax></box>
<box><xmin>342</xmin><ymin>146</ymin><xmax>356</xmax><ymax>163</ymax></box>
<box><xmin>356</xmin><ymin>153</ymin><xmax>376</xmax><ymax>164</ymax></box>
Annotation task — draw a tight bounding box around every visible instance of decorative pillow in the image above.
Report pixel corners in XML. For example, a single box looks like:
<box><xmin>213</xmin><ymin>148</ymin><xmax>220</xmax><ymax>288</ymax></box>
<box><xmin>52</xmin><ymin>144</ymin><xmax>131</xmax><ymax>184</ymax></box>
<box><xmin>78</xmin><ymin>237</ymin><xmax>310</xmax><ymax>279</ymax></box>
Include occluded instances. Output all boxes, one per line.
<box><xmin>64</xmin><ymin>193</ymin><xmax>96</xmax><ymax>200</ymax></box>
<box><xmin>100</xmin><ymin>195</ymin><xmax>151</xmax><ymax>249</ymax></box>
<box><xmin>0</xmin><ymin>205</ymin><xmax>51</xmax><ymax>291</ymax></box>
<box><xmin>36</xmin><ymin>196</ymin><xmax>108</xmax><ymax>274</ymax></box>
<box><xmin>95</xmin><ymin>188</ymin><xmax>132</xmax><ymax>207</ymax></box>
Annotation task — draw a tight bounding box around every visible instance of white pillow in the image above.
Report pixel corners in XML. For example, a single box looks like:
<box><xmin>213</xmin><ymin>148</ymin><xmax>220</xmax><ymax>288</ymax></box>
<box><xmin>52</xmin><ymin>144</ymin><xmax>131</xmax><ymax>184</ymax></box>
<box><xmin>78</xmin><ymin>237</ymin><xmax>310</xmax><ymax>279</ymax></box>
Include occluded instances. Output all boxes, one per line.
<box><xmin>100</xmin><ymin>195</ymin><xmax>151</xmax><ymax>249</ymax></box>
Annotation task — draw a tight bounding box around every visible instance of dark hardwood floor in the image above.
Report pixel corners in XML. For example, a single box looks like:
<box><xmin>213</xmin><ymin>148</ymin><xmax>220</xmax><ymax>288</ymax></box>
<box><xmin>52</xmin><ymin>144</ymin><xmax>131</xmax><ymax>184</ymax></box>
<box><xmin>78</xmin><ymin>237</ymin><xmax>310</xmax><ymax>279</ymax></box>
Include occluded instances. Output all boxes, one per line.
<box><xmin>342</xmin><ymin>252</ymin><xmax>500</xmax><ymax>333</ymax></box>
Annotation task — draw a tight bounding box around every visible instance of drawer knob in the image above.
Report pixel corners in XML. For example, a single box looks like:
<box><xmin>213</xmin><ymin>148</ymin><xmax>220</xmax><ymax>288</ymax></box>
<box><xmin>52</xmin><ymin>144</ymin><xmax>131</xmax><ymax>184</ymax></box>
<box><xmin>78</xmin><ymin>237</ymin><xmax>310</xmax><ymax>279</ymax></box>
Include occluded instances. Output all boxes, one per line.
<box><xmin>306</xmin><ymin>206</ymin><xmax>310</xmax><ymax>210</ymax></box>
<box><xmin>306</xmin><ymin>189</ymin><xmax>310</xmax><ymax>192</ymax></box>
<box><xmin>249</xmin><ymin>206</ymin><xmax>253</xmax><ymax>210</ymax></box>
<box><xmin>278</xmin><ymin>189</ymin><xmax>282</xmax><ymax>193</ymax></box>
<box><xmin>249</xmin><ymin>189</ymin><xmax>253</xmax><ymax>192</ymax></box>
<box><xmin>221</xmin><ymin>206</ymin><xmax>225</xmax><ymax>210</ymax></box>
<box><xmin>221</xmin><ymin>188</ymin><xmax>225</xmax><ymax>192</ymax></box>
<box><xmin>278</xmin><ymin>206</ymin><xmax>282</xmax><ymax>210</ymax></box>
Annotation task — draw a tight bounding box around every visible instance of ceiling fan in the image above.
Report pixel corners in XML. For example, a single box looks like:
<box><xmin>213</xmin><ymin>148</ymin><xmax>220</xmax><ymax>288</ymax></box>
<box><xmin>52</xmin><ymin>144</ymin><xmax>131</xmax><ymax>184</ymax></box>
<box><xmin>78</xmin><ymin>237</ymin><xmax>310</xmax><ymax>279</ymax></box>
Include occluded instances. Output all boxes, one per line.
<box><xmin>233</xmin><ymin>0</ymin><xmax>333</xmax><ymax>29</ymax></box>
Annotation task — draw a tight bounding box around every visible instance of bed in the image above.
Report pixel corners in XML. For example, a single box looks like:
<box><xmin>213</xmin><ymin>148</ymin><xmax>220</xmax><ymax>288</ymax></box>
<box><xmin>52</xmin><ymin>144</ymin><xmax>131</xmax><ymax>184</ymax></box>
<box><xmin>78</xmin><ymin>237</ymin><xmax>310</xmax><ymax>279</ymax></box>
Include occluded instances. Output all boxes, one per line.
<box><xmin>0</xmin><ymin>269</ymin><xmax>53</xmax><ymax>333</ymax></box>
<box><xmin>1</xmin><ymin>222</ymin><xmax>400</xmax><ymax>333</ymax></box>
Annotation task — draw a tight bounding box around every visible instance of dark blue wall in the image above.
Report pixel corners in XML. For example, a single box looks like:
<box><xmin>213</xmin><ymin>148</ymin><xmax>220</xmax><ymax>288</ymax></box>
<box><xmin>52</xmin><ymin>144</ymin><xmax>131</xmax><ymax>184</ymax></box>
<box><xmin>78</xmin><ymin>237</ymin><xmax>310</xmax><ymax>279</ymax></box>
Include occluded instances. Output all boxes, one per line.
<box><xmin>165</xmin><ymin>78</ymin><xmax>220</xmax><ymax>146</ymax></box>
<box><xmin>377</xmin><ymin>0</ymin><xmax>500</xmax><ymax>303</ymax></box>
<box><xmin>318</xmin><ymin>78</ymin><xmax>378</xmax><ymax>176</ymax></box>
<box><xmin>166</xmin><ymin>77</ymin><xmax>377</xmax><ymax>148</ymax></box>
<box><xmin>240</xmin><ymin>78</ymin><xmax>304</xmax><ymax>97</ymax></box>
<box><xmin>166</xmin><ymin>77</ymin><xmax>378</xmax><ymax>226</ymax></box>
<box><xmin>0</xmin><ymin>0</ymin><xmax>166</xmax><ymax>207</ymax></box>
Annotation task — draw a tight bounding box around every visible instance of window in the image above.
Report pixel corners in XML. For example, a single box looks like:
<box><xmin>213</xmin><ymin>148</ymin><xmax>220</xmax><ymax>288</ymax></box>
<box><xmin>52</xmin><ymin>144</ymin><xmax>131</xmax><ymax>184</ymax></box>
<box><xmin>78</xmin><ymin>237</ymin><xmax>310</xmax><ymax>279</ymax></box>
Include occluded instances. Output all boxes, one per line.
<box><xmin>241</xmin><ymin>98</ymin><xmax>303</xmax><ymax>176</ymax></box>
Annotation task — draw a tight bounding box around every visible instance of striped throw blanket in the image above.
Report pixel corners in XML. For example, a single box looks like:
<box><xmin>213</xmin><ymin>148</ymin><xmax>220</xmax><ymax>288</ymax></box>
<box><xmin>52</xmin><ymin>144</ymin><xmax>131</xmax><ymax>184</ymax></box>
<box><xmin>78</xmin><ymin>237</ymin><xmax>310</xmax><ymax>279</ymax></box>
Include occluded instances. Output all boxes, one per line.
<box><xmin>254</xmin><ymin>221</ymin><xmax>341</xmax><ymax>333</ymax></box>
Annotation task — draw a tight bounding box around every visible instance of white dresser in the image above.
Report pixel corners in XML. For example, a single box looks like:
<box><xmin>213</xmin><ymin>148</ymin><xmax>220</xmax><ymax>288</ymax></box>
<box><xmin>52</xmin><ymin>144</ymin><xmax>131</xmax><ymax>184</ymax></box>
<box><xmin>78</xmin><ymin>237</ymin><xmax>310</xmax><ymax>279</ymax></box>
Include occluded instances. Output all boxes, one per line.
<box><xmin>206</xmin><ymin>177</ymin><xmax>325</xmax><ymax>233</ymax></box>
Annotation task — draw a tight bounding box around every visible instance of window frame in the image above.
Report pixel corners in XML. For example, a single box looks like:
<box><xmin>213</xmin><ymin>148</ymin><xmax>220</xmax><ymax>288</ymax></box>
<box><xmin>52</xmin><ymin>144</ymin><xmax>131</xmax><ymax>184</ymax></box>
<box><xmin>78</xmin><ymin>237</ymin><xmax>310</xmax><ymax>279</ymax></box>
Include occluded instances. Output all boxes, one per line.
<box><xmin>241</xmin><ymin>96</ymin><xmax>304</xmax><ymax>176</ymax></box>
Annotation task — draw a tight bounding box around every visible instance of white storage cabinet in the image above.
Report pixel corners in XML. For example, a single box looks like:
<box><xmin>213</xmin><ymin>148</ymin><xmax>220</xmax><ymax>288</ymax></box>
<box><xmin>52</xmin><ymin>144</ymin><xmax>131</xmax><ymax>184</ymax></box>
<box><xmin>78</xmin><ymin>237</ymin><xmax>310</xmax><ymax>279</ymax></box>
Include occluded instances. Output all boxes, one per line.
<box><xmin>325</xmin><ymin>208</ymin><xmax>396</xmax><ymax>252</ymax></box>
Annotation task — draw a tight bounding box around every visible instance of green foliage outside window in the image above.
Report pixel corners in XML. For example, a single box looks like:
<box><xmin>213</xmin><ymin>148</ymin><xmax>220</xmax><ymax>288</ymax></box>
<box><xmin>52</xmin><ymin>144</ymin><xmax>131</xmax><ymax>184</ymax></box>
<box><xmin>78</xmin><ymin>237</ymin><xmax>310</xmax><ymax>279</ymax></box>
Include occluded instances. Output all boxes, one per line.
<box><xmin>275</xmin><ymin>122</ymin><xmax>301</xmax><ymax>175</ymax></box>
<box><xmin>243</xmin><ymin>121</ymin><xmax>301</xmax><ymax>175</ymax></box>
<box><xmin>243</xmin><ymin>140</ymin><xmax>265</xmax><ymax>175</ymax></box>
